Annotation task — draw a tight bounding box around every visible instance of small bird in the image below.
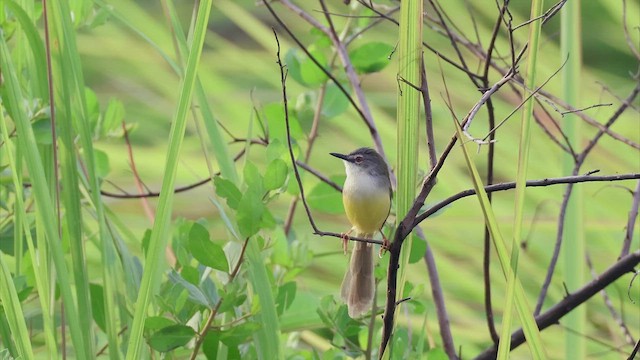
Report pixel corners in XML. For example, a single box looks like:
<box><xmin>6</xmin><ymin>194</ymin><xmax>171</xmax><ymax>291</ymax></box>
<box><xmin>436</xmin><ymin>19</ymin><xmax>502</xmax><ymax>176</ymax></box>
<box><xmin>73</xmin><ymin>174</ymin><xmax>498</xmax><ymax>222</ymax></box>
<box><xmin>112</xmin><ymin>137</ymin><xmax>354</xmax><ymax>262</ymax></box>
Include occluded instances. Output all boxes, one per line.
<box><xmin>330</xmin><ymin>148</ymin><xmax>392</xmax><ymax>318</ymax></box>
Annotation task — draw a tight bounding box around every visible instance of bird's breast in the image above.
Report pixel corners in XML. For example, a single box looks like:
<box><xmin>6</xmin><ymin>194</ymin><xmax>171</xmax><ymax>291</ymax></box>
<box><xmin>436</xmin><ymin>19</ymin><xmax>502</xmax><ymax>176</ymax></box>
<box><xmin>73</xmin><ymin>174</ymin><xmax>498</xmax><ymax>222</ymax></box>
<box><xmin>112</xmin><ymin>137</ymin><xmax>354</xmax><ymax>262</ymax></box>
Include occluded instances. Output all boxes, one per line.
<box><xmin>342</xmin><ymin>174</ymin><xmax>390</xmax><ymax>236</ymax></box>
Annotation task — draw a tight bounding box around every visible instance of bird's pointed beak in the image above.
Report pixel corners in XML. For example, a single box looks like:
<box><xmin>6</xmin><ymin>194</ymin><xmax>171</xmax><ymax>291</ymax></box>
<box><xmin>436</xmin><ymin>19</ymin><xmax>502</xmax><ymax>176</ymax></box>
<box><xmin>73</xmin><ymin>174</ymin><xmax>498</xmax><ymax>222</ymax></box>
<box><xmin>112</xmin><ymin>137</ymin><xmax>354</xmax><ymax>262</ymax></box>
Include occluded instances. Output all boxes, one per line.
<box><xmin>330</xmin><ymin>152</ymin><xmax>353</xmax><ymax>162</ymax></box>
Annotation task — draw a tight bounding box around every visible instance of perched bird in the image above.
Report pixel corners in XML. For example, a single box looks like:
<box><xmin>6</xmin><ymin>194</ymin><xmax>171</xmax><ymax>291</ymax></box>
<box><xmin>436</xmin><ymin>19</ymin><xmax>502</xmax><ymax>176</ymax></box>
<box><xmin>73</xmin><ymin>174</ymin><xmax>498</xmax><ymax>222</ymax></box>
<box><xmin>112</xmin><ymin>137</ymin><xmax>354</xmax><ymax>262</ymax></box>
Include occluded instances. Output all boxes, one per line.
<box><xmin>330</xmin><ymin>148</ymin><xmax>392</xmax><ymax>318</ymax></box>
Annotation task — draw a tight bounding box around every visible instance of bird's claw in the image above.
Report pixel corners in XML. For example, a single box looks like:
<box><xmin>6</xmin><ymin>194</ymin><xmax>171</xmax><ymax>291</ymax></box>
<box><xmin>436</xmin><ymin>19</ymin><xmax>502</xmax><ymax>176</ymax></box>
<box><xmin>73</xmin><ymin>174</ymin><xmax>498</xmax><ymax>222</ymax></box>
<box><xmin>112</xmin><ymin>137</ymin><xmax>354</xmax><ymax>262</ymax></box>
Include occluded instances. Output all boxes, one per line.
<box><xmin>378</xmin><ymin>234</ymin><xmax>390</xmax><ymax>258</ymax></box>
<box><xmin>341</xmin><ymin>232</ymin><xmax>351</xmax><ymax>255</ymax></box>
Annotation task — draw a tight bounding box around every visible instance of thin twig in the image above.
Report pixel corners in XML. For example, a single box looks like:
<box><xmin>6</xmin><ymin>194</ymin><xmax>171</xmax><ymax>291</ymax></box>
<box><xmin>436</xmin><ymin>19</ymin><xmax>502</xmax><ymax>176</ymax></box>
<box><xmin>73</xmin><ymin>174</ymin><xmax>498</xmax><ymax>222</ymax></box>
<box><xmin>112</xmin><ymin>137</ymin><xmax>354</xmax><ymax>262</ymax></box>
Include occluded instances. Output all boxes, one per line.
<box><xmin>273</xmin><ymin>28</ymin><xmax>382</xmax><ymax>247</ymax></box>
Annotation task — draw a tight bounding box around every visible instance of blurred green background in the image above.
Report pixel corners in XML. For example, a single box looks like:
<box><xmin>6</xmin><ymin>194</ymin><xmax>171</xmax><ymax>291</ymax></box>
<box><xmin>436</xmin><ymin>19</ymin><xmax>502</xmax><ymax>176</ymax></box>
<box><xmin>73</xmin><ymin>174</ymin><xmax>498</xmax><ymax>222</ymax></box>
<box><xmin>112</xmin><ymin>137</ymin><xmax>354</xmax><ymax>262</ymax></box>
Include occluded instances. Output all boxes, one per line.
<box><xmin>48</xmin><ymin>0</ymin><xmax>640</xmax><ymax>358</ymax></box>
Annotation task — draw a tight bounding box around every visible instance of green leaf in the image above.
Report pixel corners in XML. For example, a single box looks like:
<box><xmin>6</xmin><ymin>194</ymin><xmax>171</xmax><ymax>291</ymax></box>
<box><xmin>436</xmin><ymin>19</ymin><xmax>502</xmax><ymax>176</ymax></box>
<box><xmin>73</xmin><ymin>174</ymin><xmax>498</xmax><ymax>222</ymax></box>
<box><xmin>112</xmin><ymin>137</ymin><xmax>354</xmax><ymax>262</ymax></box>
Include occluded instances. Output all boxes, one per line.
<box><xmin>214</xmin><ymin>177</ymin><xmax>242</xmax><ymax>210</ymax></box>
<box><xmin>321</xmin><ymin>83</ymin><xmax>349</xmax><ymax>118</ymax></box>
<box><xmin>237</xmin><ymin>191</ymin><xmax>265</xmax><ymax>238</ymax></box>
<box><xmin>275</xmin><ymin>282</ymin><xmax>297</xmax><ymax>315</ymax></box>
<box><xmin>148</xmin><ymin>324</ymin><xmax>195</xmax><ymax>352</ymax></box>
<box><xmin>243</xmin><ymin>161</ymin><xmax>263</xmax><ymax>193</ymax></box>
<box><xmin>307</xmin><ymin>177</ymin><xmax>345</xmax><ymax>214</ymax></box>
<box><xmin>264</xmin><ymin>159</ymin><xmax>288</xmax><ymax>191</ymax></box>
<box><xmin>93</xmin><ymin>149</ymin><xmax>110</xmax><ymax>179</ymax></box>
<box><xmin>144</xmin><ymin>316</ymin><xmax>176</xmax><ymax>332</ymax></box>
<box><xmin>188</xmin><ymin>223</ymin><xmax>229</xmax><ymax>272</ymax></box>
<box><xmin>167</xmin><ymin>270</ymin><xmax>212</xmax><ymax>307</ymax></box>
<box><xmin>408</xmin><ymin>235</ymin><xmax>426</xmax><ymax>264</ymax></box>
<box><xmin>263</xmin><ymin>102</ymin><xmax>303</xmax><ymax>142</ymax></box>
<box><xmin>102</xmin><ymin>98</ymin><xmax>125</xmax><ymax>135</ymax></box>
<box><xmin>349</xmin><ymin>42</ymin><xmax>394</xmax><ymax>74</ymax></box>
<box><xmin>425</xmin><ymin>348</ymin><xmax>448</xmax><ymax>360</ymax></box>
<box><xmin>32</xmin><ymin>118</ymin><xmax>53</xmax><ymax>145</ymax></box>
<box><xmin>285</xmin><ymin>48</ymin><xmax>328</xmax><ymax>87</ymax></box>
<box><xmin>90</xmin><ymin>284</ymin><xmax>106</xmax><ymax>332</ymax></box>
<box><xmin>202</xmin><ymin>331</ymin><xmax>219</xmax><ymax>359</ymax></box>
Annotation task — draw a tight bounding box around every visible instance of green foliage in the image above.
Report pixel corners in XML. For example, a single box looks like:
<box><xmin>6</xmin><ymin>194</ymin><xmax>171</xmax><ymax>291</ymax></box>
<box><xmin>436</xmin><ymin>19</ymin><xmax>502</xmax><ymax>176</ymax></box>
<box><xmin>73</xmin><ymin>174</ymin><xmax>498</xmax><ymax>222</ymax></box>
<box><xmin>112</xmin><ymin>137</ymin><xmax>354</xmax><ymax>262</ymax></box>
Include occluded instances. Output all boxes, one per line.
<box><xmin>348</xmin><ymin>42</ymin><xmax>394</xmax><ymax>74</ymax></box>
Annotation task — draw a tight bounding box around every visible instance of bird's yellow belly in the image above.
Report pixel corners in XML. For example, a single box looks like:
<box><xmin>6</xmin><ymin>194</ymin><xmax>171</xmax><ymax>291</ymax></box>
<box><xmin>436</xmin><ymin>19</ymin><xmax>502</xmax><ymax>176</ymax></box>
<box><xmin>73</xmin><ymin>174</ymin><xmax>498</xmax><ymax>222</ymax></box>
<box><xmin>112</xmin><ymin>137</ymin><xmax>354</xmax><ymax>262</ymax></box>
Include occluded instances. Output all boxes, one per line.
<box><xmin>343</xmin><ymin>189</ymin><xmax>390</xmax><ymax>235</ymax></box>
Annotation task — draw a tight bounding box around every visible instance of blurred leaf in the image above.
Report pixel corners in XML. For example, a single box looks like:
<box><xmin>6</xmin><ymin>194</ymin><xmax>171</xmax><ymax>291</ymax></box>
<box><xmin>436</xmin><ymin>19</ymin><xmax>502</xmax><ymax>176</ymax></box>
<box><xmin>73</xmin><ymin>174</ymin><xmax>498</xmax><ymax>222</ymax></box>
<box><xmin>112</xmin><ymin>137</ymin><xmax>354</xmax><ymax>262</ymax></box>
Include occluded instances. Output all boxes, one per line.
<box><xmin>266</xmin><ymin>139</ymin><xmax>286</xmax><ymax>162</ymax></box>
<box><xmin>307</xmin><ymin>177</ymin><xmax>345</xmax><ymax>214</ymax></box>
<box><xmin>237</xmin><ymin>191</ymin><xmax>265</xmax><ymax>238</ymax></box>
<box><xmin>425</xmin><ymin>348</ymin><xmax>448</xmax><ymax>360</ymax></box>
<box><xmin>264</xmin><ymin>158</ymin><xmax>288</xmax><ymax>191</ymax></box>
<box><xmin>89</xmin><ymin>284</ymin><xmax>106</xmax><ymax>332</ymax></box>
<box><xmin>275</xmin><ymin>281</ymin><xmax>296</xmax><ymax>315</ymax></box>
<box><xmin>390</xmin><ymin>328</ymin><xmax>409</xmax><ymax>359</ymax></box>
<box><xmin>243</xmin><ymin>161</ymin><xmax>263</xmax><ymax>193</ymax></box>
<box><xmin>321</xmin><ymin>83</ymin><xmax>349</xmax><ymax>118</ymax></box>
<box><xmin>295</xmin><ymin>91</ymin><xmax>315</xmax><ymax>133</ymax></box>
<box><xmin>85</xmin><ymin>87</ymin><xmax>100</xmax><ymax>133</ymax></box>
<box><xmin>285</xmin><ymin>48</ymin><xmax>328</xmax><ymax>87</ymax></box>
<box><xmin>219</xmin><ymin>322</ymin><xmax>260</xmax><ymax>347</ymax></box>
<box><xmin>349</xmin><ymin>42</ymin><xmax>394</xmax><ymax>74</ymax></box>
<box><xmin>189</xmin><ymin>223</ymin><xmax>229</xmax><ymax>272</ymax></box>
<box><xmin>408</xmin><ymin>234</ymin><xmax>426</xmax><ymax>264</ymax></box>
<box><xmin>214</xmin><ymin>177</ymin><xmax>242</xmax><ymax>210</ymax></box>
<box><xmin>202</xmin><ymin>331</ymin><xmax>219</xmax><ymax>359</ymax></box>
<box><xmin>148</xmin><ymin>324</ymin><xmax>195</xmax><ymax>352</ymax></box>
<box><xmin>141</xmin><ymin>229</ymin><xmax>151</xmax><ymax>257</ymax></box>
<box><xmin>167</xmin><ymin>270</ymin><xmax>212</xmax><ymax>307</ymax></box>
<box><xmin>32</xmin><ymin>118</ymin><xmax>53</xmax><ymax>145</ymax></box>
<box><xmin>102</xmin><ymin>98</ymin><xmax>124</xmax><ymax>136</ymax></box>
<box><xmin>263</xmin><ymin>102</ymin><xmax>303</xmax><ymax>142</ymax></box>
<box><xmin>144</xmin><ymin>316</ymin><xmax>175</xmax><ymax>332</ymax></box>
<box><xmin>93</xmin><ymin>149</ymin><xmax>110</xmax><ymax>179</ymax></box>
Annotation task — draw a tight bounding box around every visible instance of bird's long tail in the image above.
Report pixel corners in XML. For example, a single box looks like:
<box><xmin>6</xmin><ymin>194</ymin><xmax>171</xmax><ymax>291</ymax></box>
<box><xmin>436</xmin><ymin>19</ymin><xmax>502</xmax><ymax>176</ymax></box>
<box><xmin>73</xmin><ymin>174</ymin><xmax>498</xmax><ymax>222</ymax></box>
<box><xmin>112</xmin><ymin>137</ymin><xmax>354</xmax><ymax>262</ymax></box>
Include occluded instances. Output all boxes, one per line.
<box><xmin>340</xmin><ymin>236</ymin><xmax>374</xmax><ymax>318</ymax></box>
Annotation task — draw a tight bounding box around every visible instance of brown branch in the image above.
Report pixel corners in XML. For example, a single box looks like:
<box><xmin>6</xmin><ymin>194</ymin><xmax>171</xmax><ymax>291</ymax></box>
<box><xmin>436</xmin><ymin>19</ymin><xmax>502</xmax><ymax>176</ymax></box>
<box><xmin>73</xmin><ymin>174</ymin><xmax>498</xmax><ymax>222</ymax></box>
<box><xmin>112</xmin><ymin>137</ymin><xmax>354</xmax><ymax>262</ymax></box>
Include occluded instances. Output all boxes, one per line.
<box><xmin>413</xmin><ymin>173</ymin><xmax>640</xmax><ymax>226</ymax></box>
<box><xmin>473</xmin><ymin>250</ymin><xmax>640</xmax><ymax>360</ymax></box>
<box><xmin>535</xmin><ymin>82</ymin><xmax>640</xmax><ymax>314</ymax></box>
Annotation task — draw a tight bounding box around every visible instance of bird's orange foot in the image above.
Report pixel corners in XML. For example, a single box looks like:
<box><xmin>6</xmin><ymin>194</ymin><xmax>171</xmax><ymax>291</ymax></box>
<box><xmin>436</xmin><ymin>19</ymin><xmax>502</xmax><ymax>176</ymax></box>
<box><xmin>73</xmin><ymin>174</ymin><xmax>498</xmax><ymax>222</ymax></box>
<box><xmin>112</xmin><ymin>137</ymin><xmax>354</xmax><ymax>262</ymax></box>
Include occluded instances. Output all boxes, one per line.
<box><xmin>379</xmin><ymin>234</ymin><xmax>390</xmax><ymax>258</ymax></box>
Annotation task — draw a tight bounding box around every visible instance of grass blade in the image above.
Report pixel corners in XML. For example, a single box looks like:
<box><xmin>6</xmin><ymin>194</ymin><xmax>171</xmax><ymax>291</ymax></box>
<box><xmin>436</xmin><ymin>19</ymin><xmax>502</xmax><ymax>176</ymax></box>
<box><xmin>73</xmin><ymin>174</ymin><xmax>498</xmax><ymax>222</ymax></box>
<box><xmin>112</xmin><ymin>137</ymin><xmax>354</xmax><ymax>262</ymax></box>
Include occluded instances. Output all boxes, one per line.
<box><xmin>453</xmin><ymin>119</ymin><xmax>547</xmax><ymax>359</ymax></box>
<box><xmin>561</xmin><ymin>1</ymin><xmax>585</xmax><ymax>358</ymax></box>
<box><xmin>0</xmin><ymin>31</ymin><xmax>89</xmax><ymax>359</ymax></box>
<box><xmin>499</xmin><ymin>0</ymin><xmax>545</xmax><ymax>357</ymax></box>
<box><xmin>124</xmin><ymin>0</ymin><xmax>213</xmax><ymax>357</ymax></box>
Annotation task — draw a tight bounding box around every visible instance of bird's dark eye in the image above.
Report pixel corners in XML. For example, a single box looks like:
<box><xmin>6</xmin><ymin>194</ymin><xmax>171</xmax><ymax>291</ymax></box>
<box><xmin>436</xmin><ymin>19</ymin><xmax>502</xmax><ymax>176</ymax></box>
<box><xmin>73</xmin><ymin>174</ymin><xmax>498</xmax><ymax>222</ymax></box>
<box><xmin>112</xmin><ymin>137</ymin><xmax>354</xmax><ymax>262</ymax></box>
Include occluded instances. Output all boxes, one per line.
<box><xmin>354</xmin><ymin>155</ymin><xmax>364</xmax><ymax>164</ymax></box>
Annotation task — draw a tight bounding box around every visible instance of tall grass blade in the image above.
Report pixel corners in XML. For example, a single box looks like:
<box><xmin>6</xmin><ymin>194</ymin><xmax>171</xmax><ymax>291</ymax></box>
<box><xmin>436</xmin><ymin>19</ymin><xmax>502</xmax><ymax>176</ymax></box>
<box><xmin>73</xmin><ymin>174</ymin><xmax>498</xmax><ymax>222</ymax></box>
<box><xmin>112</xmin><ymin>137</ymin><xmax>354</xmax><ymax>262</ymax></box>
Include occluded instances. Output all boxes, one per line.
<box><xmin>498</xmin><ymin>0</ymin><xmax>545</xmax><ymax>357</ymax></box>
<box><xmin>124</xmin><ymin>0</ymin><xmax>213</xmax><ymax>357</ymax></box>
<box><xmin>0</xmin><ymin>110</ymin><xmax>58</xmax><ymax>357</ymax></box>
<box><xmin>0</xmin><ymin>32</ymin><xmax>89</xmax><ymax>359</ymax></box>
<box><xmin>453</xmin><ymin>119</ymin><xmax>547</xmax><ymax>359</ymax></box>
<box><xmin>394</xmin><ymin>0</ymin><xmax>423</xmax><ymax>342</ymax></box>
<box><xmin>561</xmin><ymin>1</ymin><xmax>585</xmax><ymax>358</ymax></box>
<box><xmin>0</xmin><ymin>252</ymin><xmax>34</xmax><ymax>359</ymax></box>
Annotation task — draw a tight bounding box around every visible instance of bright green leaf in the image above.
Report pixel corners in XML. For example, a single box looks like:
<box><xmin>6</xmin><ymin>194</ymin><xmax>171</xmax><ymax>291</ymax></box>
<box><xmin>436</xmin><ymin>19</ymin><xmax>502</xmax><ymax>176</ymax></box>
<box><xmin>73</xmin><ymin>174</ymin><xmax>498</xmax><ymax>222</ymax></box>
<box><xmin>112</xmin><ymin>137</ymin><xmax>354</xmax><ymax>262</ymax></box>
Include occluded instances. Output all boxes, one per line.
<box><xmin>263</xmin><ymin>102</ymin><xmax>303</xmax><ymax>142</ymax></box>
<box><xmin>349</xmin><ymin>42</ymin><xmax>394</xmax><ymax>74</ymax></box>
<box><xmin>102</xmin><ymin>98</ymin><xmax>125</xmax><ymax>135</ymax></box>
<box><xmin>264</xmin><ymin>159</ymin><xmax>288</xmax><ymax>191</ymax></box>
<box><xmin>214</xmin><ymin>177</ymin><xmax>242</xmax><ymax>210</ymax></box>
<box><xmin>189</xmin><ymin>223</ymin><xmax>229</xmax><ymax>272</ymax></box>
<box><xmin>237</xmin><ymin>191</ymin><xmax>265</xmax><ymax>238</ymax></box>
<box><xmin>243</xmin><ymin>161</ymin><xmax>263</xmax><ymax>193</ymax></box>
